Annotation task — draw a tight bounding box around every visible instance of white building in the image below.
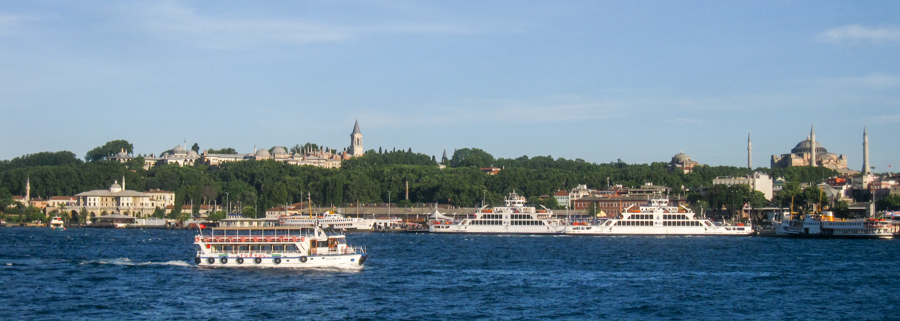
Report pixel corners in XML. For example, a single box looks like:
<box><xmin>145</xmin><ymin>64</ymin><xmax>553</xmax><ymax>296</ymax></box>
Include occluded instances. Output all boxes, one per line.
<box><xmin>74</xmin><ymin>180</ymin><xmax>175</xmax><ymax>219</ymax></box>
<box><xmin>712</xmin><ymin>172</ymin><xmax>774</xmax><ymax>200</ymax></box>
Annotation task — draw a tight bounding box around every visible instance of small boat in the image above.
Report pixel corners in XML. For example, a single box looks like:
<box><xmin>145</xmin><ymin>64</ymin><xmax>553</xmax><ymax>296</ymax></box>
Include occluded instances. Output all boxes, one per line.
<box><xmin>193</xmin><ymin>218</ymin><xmax>367</xmax><ymax>268</ymax></box>
<box><xmin>49</xmin><ymin>217</ymin><xmax>65</xmax><ymax>230</ymax></box>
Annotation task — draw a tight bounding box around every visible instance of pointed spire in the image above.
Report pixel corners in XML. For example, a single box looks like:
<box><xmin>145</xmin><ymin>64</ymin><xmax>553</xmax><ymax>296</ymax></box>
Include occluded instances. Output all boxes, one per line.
<box><xmin>810</xmin><ymin>124</ymin><xmax>817</xmax><ymax>167</ymax></box>
<box><xmin>747</xmin><ymin>130</ymin><xmax>752</xmax><ymax>170</ymax></box>
<box><xmin>863</xmin><ymin>127</ymin><xmax>871</xmax><ymax>174</ymax></box>
<box><xmin>352</xmin><ymin>119</ymin><xmax>361</xmax><ymax>135</ymax></box>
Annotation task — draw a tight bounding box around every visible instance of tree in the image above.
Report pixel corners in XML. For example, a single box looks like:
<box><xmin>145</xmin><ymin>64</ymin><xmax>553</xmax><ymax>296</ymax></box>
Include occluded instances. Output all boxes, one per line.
<box><xmin>85</xmin><ymin>140</ymin><xmax>133</xmax><ymax>162</ymax></box>
<box><xmin>207</xmin><ymin>148</ymin><xmax>238</xmax><ymax>154</ymax></box>
<box><xmin>450</xmin><ymin>148</ymin><xmax>495</xmax><ymax>168</ymax></box>
<box><xmin>877</xmin><ymin>194</ymin><xmax>900</xmax><ymax>211</ymax></box>
<box><xmin>191</xmin><ymin>143</ymin><xmax>200</xmax><ymax>153</ymax></box>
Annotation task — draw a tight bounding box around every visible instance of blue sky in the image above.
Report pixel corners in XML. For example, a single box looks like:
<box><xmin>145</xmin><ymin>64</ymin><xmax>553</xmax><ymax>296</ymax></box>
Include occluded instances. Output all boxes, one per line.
<box><xmin>2</xmin><ymin>1</ymin><xmax>899</xmax><ymax>172</ymax></box>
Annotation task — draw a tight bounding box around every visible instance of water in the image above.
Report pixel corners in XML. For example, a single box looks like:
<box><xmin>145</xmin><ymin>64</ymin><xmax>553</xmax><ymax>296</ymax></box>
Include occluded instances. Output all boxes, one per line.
<box><xmin>1</xmin><ymin>227</ymin><xmax>897</xmax><ymax>320</ymax></box>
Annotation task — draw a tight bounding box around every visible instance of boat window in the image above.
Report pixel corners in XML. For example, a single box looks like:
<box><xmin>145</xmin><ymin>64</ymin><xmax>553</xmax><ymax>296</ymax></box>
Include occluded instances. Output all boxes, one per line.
<box><xmin>273</xmin><ymin>245</ymin><xmax>284</xmax><ymax>252</ymax></box>
<box><xmin>238</xmin><ymin>245</ymin><xmax>249</xmax><ymax>252</ymax></box>
<box><xmin>261</xmin><ymin>245</ymin><xmax>272</xmax><ymax>252</ymax></box>
<box><xmin>285</xmin><ymin>244</ymin><xmax>297</xmax><ymax>251</ymax></box>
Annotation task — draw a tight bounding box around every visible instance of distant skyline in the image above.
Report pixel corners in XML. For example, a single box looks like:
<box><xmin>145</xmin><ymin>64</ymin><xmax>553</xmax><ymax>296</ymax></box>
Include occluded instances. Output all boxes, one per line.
<box><xmin>2</xmin><ymin>1</ymin><xmax>898</xmax><ymax>172</ymax></box>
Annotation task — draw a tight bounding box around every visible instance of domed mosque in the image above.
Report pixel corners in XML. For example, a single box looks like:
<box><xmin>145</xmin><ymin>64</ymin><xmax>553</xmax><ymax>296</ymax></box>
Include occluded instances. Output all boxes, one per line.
<box><xmin>668</xmin><ymin>151</ymin><xmax>700</xmax><ymax>174</ymax></box>
<box><xmin>770</xmin><ymin>125</ymin><xmax>847</xmax><ymax>170</ymax></box>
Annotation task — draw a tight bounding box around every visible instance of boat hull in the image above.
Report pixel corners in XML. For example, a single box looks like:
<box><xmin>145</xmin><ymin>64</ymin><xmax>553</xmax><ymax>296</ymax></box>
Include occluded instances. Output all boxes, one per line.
<box><xmin>566</xmin><ymin>225</ymin><xmax>754</xmax><ymax>236</ymax></box>
<box><xmin>195</xmin><ymin>253</ymin><xmax>366</xmax><ymax>269</ymax></box>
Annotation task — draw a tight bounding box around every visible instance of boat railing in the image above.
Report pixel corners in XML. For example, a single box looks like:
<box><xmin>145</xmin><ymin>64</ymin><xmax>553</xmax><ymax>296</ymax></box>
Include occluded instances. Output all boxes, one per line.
<box><xmin>197</xmin><ymin>236</ymin><xmax>310</xmax><ymax>243</ymax></box>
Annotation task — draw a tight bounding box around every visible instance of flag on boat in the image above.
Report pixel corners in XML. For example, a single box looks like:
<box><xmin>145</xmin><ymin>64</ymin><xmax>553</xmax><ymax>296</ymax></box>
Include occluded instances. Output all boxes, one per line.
<box><xmin>199</xmin><ymin>224</ymin><xmax>206</xmax><ymax>229</ymax></box>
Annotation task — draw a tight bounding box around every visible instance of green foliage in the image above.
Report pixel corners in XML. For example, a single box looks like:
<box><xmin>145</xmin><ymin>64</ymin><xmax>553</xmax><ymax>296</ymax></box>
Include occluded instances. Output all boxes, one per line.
<box><xmin>85</xmin><ymin>140</ymin><xmax>133</xmax><ymax>162</ymax></box>
<box><xmin>206</xmin><ymin>210</ymin><xmax>226</xmax><ymax>221</ymax></box>
<box><xmin>451</xmin><ymin>148</ymin><xmax>495</xmax><ymax>168</ymax></box>
<box><xmin>0</xmin><ymin>151</ymin><xmax>82</xmax><ymax>172</ymax></box>
<box><xmin>207</xmin><ymin>148</ymin><xmax>238</xmax><ymax>154</ymax></box>
<box><xmin>877</xmin><ymin>194</ymin><xmax>900</xmax><ymax>211</ymax></box>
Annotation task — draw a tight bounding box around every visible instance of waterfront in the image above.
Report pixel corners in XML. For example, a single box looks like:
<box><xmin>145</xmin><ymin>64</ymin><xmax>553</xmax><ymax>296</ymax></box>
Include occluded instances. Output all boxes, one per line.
<box><xmin>1</xmin><ymin>227</ymin><xmax>897</xmax><ymax>320</ymax></box>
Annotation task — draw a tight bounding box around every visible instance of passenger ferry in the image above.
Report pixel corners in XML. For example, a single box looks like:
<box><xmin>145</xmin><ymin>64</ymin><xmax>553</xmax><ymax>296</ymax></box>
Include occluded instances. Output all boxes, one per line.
<box><xmin>49</xmin><ymin>216</ymin><xmax>65</xmax><ymax>230</ymax></box>
<box><xmin>566</xmin><ymin>198</ymin><xmax>753</xmax><ymax>236</ymax></box>
<box><xmin>279</xmin><ymin>212</ymin><xmax>402</xmax><ymax>231</ymax></box>
<box><xmin>777</xmin><ymin>211</ymin><xmax>893</xmax><ymax>239</ymax></box>
<box><xmin>193</xmin><ymin>218</ymin><xmax>367</xmax><ymax>268</ymax></box>
<box><xmin>429</xmin><ymin>192</ymin><xmax>566</xmax><ymax>234</ymax></box>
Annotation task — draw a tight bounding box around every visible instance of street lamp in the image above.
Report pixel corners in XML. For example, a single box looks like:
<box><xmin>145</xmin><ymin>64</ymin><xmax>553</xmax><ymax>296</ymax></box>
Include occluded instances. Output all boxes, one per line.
<box><xmin>225</xmin><ymin>192</ymin><xmax>229</xmax><ymax>216</ymax></box>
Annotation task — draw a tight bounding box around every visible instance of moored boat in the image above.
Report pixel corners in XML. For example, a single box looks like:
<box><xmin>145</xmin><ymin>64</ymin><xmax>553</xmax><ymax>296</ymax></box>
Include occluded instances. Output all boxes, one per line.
<box><xmin>193</xmin><ymin>218</ymin><xmax>367</xmax><ymax>268</ymax></box>
<box><xmin>566</xmin><ymin>198</ymin><xmax>753</xmax><ymax>236</ymax></box>
<box><xmin>778</xmin><ymin>211</ymin><xmax>893</xmax><ymax>239</ymax></box>
<box><xmin>49</xmin><ymin>217</ymin><xmax>65</xmax><ymax>230</ymax></box>
<box><xmin>429</xmin><ymin>191</ymin><xmax>566</xmax><ymax>234</ymax></box>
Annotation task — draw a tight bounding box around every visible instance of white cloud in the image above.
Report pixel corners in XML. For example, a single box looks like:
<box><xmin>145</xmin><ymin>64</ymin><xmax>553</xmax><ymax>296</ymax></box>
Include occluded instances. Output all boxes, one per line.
<box><xmin>122</xmin><ymin>2</ymin><xmax>477</xmax><ymax>49</ymax></box>
<box><xmin>820</xmin><ymin>24</ymin><xmax>900</xmax><ymax>44</ymax></box>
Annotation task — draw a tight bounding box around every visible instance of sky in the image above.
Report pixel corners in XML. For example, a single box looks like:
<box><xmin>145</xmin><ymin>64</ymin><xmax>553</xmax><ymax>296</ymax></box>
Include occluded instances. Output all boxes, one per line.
<box><xmin>2</xmin><ymin>1</ymin><xmax>899</xmax><ymax>172</ymax></box>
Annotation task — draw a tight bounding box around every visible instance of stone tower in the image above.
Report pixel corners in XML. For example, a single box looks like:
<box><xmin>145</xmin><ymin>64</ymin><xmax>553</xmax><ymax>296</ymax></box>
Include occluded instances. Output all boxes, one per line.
<box><xmin>350</xmin><ymin>120</ymin><xmax>364</xmax><ymax>157</ymax></box>
<box><xmin>863</xmin><ymin>127</ymin><xmax>871</xmax><ymax>174</ymax></box>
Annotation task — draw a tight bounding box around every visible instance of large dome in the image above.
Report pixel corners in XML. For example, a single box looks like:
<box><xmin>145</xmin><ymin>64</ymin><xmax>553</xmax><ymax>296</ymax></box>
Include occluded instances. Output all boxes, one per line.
<box><xmin>673</xmin><ymin>152</ymin><xmax>690</xmax><ymax>160</ymax></box>
<box><xmin>172</xmin><ymin>145</ymin><xmax>186</xmax><ymax>153</ymax></box>
<box><xmin>271</xmin><ymin>146</ymin><xmax>288</xmax><ymax>156</ymax></box>
<box><xmin>791</xmin><ymin>139</ymin><xmax>827</xmax><ymax>154</ymax></box>
<box><xmin>255</xmin><ymin>149</ymin><xmax>271</xmax><ymax>158</ymax></box>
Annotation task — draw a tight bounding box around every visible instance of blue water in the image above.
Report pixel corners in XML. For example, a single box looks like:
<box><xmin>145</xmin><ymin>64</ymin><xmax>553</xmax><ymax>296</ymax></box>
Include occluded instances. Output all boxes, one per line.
<box><xmin>0</xmin><ymin>227</ymin><xmax>897</xmax><ymax>320</ymax></box>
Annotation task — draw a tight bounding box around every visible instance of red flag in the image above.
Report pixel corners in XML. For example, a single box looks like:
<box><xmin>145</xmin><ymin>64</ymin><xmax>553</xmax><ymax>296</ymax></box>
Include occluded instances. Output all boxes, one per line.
<box><xmin>199</xmin><ymin>224</ymin><xmax>206</xmax><ymax>229</ymax></box>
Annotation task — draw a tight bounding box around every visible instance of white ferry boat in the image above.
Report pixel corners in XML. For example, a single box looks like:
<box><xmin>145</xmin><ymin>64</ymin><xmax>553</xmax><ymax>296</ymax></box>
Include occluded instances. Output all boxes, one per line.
<box><xmin>566</xmin><ymin>198</ymin><xmax>753</xmax><ymax>236</ymax></box>
<box><xmin>49</xmin><ymin>216</ymin><xmax>65</xmax><ymax>230</ymax></box>
<box><xmin>279</xmin><ymin>212</ymin><xmax>402</xmax><ymax>231</ymax></box>
<box><xmin>429</xmin><ymin>192</ymin><xmax>566</xmax><ymax>234</ymax></box>
<box><xmin>193</xmin><ymin>218</ymin><xmax>367</xmax><ymax>268</ymax></box>
<box><xmin>777</xmin><ymin>211</ymin><xmax>893</xmax><ymax>239</ymax></box>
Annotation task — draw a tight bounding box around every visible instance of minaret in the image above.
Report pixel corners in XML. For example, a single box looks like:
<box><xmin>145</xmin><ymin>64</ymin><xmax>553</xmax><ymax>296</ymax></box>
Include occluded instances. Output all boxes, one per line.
<box><xmin>863</xmin><ymin>127</ymin><xmax>871</xmax><ymax>174</ymax></box>
<box><xmin>747</xmin><ymin>131</ymin><xmax>752</xmax><ymax>170</ymax></box>
<box><xmin>810</xmin><ymin>125</ymin><xmax>817</xmax><ymax>167</ymax></box>
<box><xmin>350</xmin><ymin>120</ymin><xmax>364</xmax><ymax>156</ymax></box>
<box><xmin>25</xmin><ymin>175</ymin><xmax>31</xmax><ymax>203</ymax></box>
<box><xmin>441</xmin><ymin>149</ymin><xmax>449</xmax><ymax>164</ymax></box>
<box><xmin>122</xmin><ymin>175</ymin><xmax>126</xmax><ymax>191</ymax></box>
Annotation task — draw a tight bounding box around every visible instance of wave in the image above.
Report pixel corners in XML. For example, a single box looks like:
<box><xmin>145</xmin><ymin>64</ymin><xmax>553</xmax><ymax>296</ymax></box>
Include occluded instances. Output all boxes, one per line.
<box><xmin>82</xmin><ymin>258</ymin><xmax>193</xmax><ymax>267</ymax></box>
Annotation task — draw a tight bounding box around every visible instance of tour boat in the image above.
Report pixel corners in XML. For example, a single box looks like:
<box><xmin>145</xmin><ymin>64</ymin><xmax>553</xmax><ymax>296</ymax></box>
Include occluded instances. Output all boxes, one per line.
<box><xmin>565</xmin><ymin>198</ymin><xmax>753</xmax><ymax>236</ymax></box>
<box><xmin>279</xmin><ymin>212</ymin><xmax>402</xmax><ymax>231</ymax></box>
<box><xmin>193</xmin><ymin>219</ymin><xmax>367</xmax><ymax>268</ymax></box>
<box><xmin>429</xmin><ymin>191</ymin><xmax>566</xmax><ymax>234</ymax></box>
<box><xmin>49</xmin><ymin>217</ymin><xmax>65</xmax><ymax>230</ymax></box>
<box><xmin>776</xmin><ymin>211</ymin><xmax>894</xmax><ymax>239</ymax></box>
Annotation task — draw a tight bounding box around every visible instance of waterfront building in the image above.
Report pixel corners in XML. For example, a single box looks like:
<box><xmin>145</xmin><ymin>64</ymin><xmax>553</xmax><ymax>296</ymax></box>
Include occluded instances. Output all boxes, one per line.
<box><xmin>712</xmin><ymin>172</ymin><xmax>774</xmax><ymax>200</ymax></box>
<box><xmin>74</xmin><ymin>180</ymin><xmax>175</xmax><ymax>219</ymax></box>
<box><xmin>553</xmin><ymin>190</ymin><xmax>569</xmax><ymax>208</ymax></box>
<box><xmin>771</xmin><ymin>125</ymin><xmax>848</xmax><ymax>170</ymax></box>
<box><xmin>573</xmin><ymin>195</ymin><xmax>688</xmax><ymax>217</ymax></box>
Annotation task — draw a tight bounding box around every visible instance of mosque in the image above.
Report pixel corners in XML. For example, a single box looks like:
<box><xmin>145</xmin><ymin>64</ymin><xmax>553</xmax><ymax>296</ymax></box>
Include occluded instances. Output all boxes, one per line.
<box><xmin>770</xmin><ymin>126</ymin><xmax>850</xmax><ymax>171</ymax></box>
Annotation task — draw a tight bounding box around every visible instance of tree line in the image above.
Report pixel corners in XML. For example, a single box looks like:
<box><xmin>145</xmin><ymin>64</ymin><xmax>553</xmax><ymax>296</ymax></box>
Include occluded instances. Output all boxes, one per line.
<box><xmin>2</xmin><ymin>141</ymin><xmax>858</xmax><ymax>222</ymax></box>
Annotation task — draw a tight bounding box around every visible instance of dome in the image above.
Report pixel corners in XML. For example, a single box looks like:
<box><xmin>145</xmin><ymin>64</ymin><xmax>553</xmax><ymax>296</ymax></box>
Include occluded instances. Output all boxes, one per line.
<box><xmin>172</xmin><ymin>145</ymin><xmax>186</xmax><ymax>154</ymax></box>
<box><xmin>116</xmin><ymin>149</ymin><xmax>128</xmax><ymax>157</ymax></box>
<box><xmin>791</xmin><ymin>139</ymin><xmax>827</xmax><ymax>154</ymax></box>
<box><xmin>271</xmin><ymin>146</ymin><xmax>288</xmax><ymax>156</ymax></box>
<box><xmin>109</xmin><ymin>181</ymin><xmax>122</xmax><ymax>193</ymax></box>
<box><xmin>674</xmin><ymin>152</ymin><xmax>690</xmax><ymax>160</ymax></box>
<box><xmin>255</xmin><ymin>149</ymin><xmax>271</xmax><ymax>157</ymax></box>
<box><xmin>187</xmin><ymin>150</ymin><xmax>200</xmax><ymax>158</ymax></box>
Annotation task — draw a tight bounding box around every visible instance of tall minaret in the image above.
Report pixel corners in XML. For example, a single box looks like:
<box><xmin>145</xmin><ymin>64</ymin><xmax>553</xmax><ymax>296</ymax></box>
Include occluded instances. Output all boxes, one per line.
<box><xmin>863</xmin><ymin>127</ymin><xmax>871</xmax><ymax>174</ymax></box>
<box><xmin>810</xmin><ymin>124</ymin><xmax>817</xmax><ymax>167</ymax></box>
<box><xmin>350</xmin><ymin>120</ymin><xmax>364</xmax><ymax>157</ymax></box>
<box><xmin>747</xmin><ymin>131</ymin><xmax>752</xmax><ymax>170</ymax></box>
<box><xmin>25</xmin><ymin>175</ymin><xmax>31</xmax><ymax>203</ymax></box>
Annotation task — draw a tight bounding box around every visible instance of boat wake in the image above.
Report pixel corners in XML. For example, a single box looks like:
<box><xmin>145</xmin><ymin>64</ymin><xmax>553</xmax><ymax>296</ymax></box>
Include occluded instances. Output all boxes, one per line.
<box><xmin>83</xmin><ymin>258</ymin><xmax>192</xmax><ymax>267</ymax></box>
